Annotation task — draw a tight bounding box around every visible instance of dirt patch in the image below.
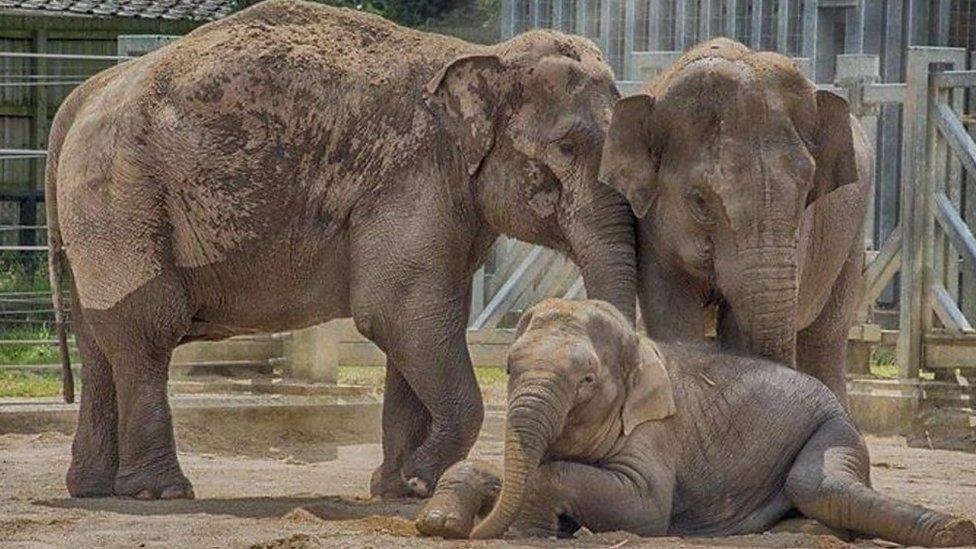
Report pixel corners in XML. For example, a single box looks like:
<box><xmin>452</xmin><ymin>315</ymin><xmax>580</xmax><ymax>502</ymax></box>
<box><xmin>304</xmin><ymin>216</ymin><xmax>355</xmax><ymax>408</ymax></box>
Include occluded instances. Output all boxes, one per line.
<box><xmin>1</xmin><ymin>415</ymin><xmax>975</xmax><ymax>548</ymax></box>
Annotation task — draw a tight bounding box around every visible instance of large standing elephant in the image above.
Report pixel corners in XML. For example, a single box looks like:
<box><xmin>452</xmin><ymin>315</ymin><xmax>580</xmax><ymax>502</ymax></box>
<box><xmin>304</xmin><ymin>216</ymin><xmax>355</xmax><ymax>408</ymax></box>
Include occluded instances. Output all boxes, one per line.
<box><xmin>415</xmin><ymin>299</ymin><xmax>976</xmax><ymax>547</ymax></box>
<box><xmin>599</xmin><ymin>38</ymin><xmax>871</xmax><ymax>403</ymax></box>
<box><xmin>45</xmin><ymin>0</ymin><xmax>637</xmax><ymax>500</ymax></box>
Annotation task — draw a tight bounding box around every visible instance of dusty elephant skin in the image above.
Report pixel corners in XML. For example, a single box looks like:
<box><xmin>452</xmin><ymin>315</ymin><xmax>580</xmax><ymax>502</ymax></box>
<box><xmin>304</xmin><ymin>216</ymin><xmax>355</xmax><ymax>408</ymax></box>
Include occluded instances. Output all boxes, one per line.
<box><xmin>599</xmin><ymin>38</ymin><xmax>872</xmax><ymax>405</ymax></box>
<box><xmin>44</xmin><ymin>0</ymin><xmax>638</xmax><ymax>500</ymax></box>
<box><xmin>416</xmin><ymin>299</ymin><xmax>976</xmax><ymax>547</ymax></box>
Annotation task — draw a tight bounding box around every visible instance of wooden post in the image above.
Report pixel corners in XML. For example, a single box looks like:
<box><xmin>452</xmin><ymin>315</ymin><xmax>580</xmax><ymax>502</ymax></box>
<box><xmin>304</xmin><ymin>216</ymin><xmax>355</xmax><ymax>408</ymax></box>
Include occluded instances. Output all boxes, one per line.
<box><xmin>751</xmin><ymin>0</ymin><xmax>763</xmax><ymax>49</ymax></box>
<box><xmin>845</xmin><ymin>0</ymin><xmax>864</xmax><ymax>54</ymax></box>
<box><xmin>896</xmin><ymin>47</ymin><xmax>969</xmax><ymax>379</ymax></box>
<box><xmin>934</xmin><ymin>0</ymin><xmax>951</xmax><ymax>47</ymax></box>
<box><xmin>470</xmin><ymin>266</ymin><xmax>486</xmax><ymax>325</ymax></box>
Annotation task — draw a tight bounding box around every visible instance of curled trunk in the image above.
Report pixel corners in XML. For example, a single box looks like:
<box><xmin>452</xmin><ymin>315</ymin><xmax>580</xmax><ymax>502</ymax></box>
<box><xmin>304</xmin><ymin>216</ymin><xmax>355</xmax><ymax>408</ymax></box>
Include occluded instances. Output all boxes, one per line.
<box><xmin>470</xmin><ymin>377</ymin><xmax>567</xmax><ymax>539</ymax></box>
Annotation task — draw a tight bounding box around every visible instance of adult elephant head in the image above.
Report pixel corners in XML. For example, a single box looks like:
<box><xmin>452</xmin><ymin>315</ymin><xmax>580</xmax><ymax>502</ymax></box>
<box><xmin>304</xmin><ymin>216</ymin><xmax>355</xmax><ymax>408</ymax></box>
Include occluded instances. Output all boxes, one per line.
<box><xmin>598</xmin><ymin>39</ymin><xmax>859</xmax><ymax>365</ymax></box>
<box><xmin>425</xmin><ymin>32</ymin><xmax>637</xmax><ymax>322</ymax></box>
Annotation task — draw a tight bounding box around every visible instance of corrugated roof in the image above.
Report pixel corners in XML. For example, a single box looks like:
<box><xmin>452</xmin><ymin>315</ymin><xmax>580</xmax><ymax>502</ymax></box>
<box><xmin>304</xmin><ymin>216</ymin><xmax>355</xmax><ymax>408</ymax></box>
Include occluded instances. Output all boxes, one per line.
<box><xmin>0</xmin><ymin>0</ymin><xmax>235</xmax><ymax>21</ymax></box>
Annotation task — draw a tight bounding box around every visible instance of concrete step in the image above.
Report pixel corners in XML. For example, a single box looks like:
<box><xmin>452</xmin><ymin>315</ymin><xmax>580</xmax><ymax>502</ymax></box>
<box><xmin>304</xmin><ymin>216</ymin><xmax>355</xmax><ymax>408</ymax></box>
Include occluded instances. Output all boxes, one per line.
<box><xmin>0</xmin><ymin>392</ymin><xmax>382</xmax><ymax>444</ymax></box>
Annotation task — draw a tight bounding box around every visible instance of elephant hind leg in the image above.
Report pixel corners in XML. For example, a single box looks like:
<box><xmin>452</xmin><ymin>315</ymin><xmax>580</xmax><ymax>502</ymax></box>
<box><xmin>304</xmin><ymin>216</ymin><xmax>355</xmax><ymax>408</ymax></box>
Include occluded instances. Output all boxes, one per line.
<box><xmin>786</xmin><ymin>415</ymin><xmax>976</xmax><ymax>547</ymax></box>
<box><xmin>66</xmin><ymin>291</ymin><xmax>118</xmax><ymax>497</ymax></box>
<box><xmin>84</xmin><ymin>274</ymin><xmax>194</xmax><ymax>500</ymax></box>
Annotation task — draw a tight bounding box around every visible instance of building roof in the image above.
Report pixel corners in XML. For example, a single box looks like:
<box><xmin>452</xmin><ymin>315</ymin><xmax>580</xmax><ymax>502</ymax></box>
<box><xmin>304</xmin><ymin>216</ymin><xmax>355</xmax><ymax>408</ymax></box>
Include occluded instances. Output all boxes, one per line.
<box><xmin>0</xmin><ymin>0</ymin><xmax>235</xmax><ymax>21</ymax></box>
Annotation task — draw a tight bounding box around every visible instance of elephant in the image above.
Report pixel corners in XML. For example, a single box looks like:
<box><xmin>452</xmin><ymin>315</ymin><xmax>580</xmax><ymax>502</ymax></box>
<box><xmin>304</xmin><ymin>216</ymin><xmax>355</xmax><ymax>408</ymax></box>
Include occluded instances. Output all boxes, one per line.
<box><xmin>415</xmin><ymin>299</ymin><xmax>976</xmax><ymax>547</ymax></box>
<box><xmin>599</xmin><ymin>38</ymin><xmax>872</xmax><ymax>404</ymax></box>
<box><xmin>44</xmin><ymin>0</ymin><xmax>638</xmax><ymax>500</ymax></box>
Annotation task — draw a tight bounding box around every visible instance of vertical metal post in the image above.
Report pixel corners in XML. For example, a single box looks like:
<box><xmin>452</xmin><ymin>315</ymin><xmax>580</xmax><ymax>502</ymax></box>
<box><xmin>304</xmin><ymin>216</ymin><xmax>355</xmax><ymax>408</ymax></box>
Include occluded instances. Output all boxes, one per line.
<box><xmin>648</xmin><ymin>0</ymin><xmax>662</xmax><ymax>50</ymax></box>
<box><xmin>576</xmin><ymin>0</ymin><xmax>587</xmax><ymax>35</ymax></box>
<box><xmin>553</xmin><ymin>0</ymin><xmax>564</xmax><ymax>30</ymax></box>
<box><xmin>501</xmin><ymin>0</ymin><xmax>516</xmax><ymax>39</ymax></box>
<box><xmin>934</xmin><ymin>0</ymin><xmax>951</xmax><ymax>47</ymax></box>
<box><xmin>700</xmin><ymin>0</ymin><xmax>714</xmax><ymax>41</ymax></box>
<box><xmin>776</xmin><ymin>0</ymin><xmax>789</xmax><ymax>53</ymax></box>
<box><xmin>601</xmin><ymin>0</ymin><xmax>613</xmax><ymax>54</ymax></box>
<box><xmin>531</xmin><ymin>0</ymin><xmax>541</xmax><ymax>27</ymax></box>
<box><xmin>726</xmin><ymin>0</ymin><xmax>739</xmax><ymax>39</ymax></box>
<box><xmin>675</xmin><ymin>0</ymin><xmax>688</xmax><ymax>50</ymax></box>
<box><xmin>24</xmin><ymin>30</ymin><xmax>47</xmax><ymax>256</ymax></box>
<box><xmin>625</xmin><ymin>0</ymin><xmax>637</xmax><ymax>79</ymax></box>
<box><xmin>845</xmin><ymin>1</ymin><xmax>864</xmax><ymax>53</ymax></box>
<box><xmin>801</xmin><ymin>0</ymin><xmax>817</xmax><ymax>59</ymax></box>
<box><xmin>751</xmin><ymin>0</ymin><xmax>764</xmax><ymax>49</ymax></box>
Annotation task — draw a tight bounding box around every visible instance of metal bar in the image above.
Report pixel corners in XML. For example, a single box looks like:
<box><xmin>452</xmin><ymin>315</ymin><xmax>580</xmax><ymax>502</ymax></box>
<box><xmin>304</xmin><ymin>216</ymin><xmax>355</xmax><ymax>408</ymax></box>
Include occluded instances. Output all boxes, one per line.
<box><xmin>700</xmin><ymin>0</ymin><xmax>713</xmax><ymax>41</ymax></box>
<box><xmin>776</xmin><ymin>0</ymin><xmax>789</xmax><ymax>52</ymax></box>
<box><xmin>751</xmin><ymin>0</ymin><xmax>763</xmax><ymax>49</ymax></box>
<box><xmin>563</xmin><ymin>276</ymin><xmax>585</xmax><ymax>299</ymax></box>
<box><xmin>0</xmin><ymin>81</ymin><xmax>83</xmax><ymax>87</ymax></box>
<box><xmin>931</xmin><ymin>283</ymin><xmax>974</xmax><ymax>333</ymax></box>
<box><xmin>933</xmin><ymin>192</ymin><xmax>976</xmax><ymax>276</ymax></box>
<box><xmin>801</xmin><ymin>0</ymin><xmax>817</xmax><ymax>59</ymax></box>
<box><xmin>0</xmin><ymin>225</ymin><xmax>46</xmax><ymax>231</ymax></box>
<box><xmin>0</xmin><ymin>51</ymin><xmax>132</xmax><ymax>61</ymax></box>
<box><xmin>553</xmin><ymin>0</ymin><xmax>564</xmax><ymax>30</ymax></box>
<box><xmin>530</xmin><ymin>0</ymin><xmax>540</xmax><ymax>27</ymax></box>
<box><xmin>469</xmin><ymin>246</ymin><xmax>554</xmax><ymax>330</ymax></box>
<box><xmin>725</xmin><ymin>0</ymin><xmax>738</xmax><ymax>38</ymax></box>
<box><xmin>931</xmin><ymin>71</ymin><xmax>976</xmax><ymax>89</ymax></box>
<box><xmin>935</xmin><ymin>102</ymin><xmax>976</xmax><ymax>181</ymax></box>
<box><xmin>0</xmin><ymin>245</ymin><xmax>47</xmax><ymax>251</ymax></box>
<box><xmin>576</xmin><ymin>0</ymin><xmax>587</xmax><ymax>34</ymax></box>
<box><xmin>501</xmin><ymin>0</ymin><xmax>516</xmax><ymax>38</ymax></box>
<box><xmin>675</xmin><ymin>0</ymin><xmax>688</xmax><ymax>50</ymax></box>
<box><xmin>647</xmin><ymin>0</ymin><xmax>661</xmax><ymax>50</ymax></box>
<box><xmin>624</xmin><ymin>0</ymin><xmax>636</xmax><ymax>79</ymax></box>
<box><xmin>0</xmin><ymin>149</ymin><xmax>47</xmax><ymax>155</ymax></box>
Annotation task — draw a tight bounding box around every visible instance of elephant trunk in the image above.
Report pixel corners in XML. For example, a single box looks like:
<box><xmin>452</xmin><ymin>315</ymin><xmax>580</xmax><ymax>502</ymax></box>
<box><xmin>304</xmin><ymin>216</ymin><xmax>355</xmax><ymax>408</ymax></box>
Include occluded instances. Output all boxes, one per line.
<box><xmin>568</xmin><ymin>184</ymin><xmax>637</xmax><ymax>324</ymax></box>
<box><xmin>736</xmin><ymin>248</ymin><xmax>799</xmax><ymax>367</ymax></box>
<box><xmin>469</xmin><ymin>375</ymin><xmax>568</xmax><ymax>539</ymax></box>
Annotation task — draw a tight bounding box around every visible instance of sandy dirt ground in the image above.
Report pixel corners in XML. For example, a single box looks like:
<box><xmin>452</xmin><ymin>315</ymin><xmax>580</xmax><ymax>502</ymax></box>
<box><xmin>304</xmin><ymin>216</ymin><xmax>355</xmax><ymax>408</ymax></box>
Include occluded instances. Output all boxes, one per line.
<box><xmin>2</xmin><ymin>410</ymin><xmax>976</xmax><ymax>548</ymax></box>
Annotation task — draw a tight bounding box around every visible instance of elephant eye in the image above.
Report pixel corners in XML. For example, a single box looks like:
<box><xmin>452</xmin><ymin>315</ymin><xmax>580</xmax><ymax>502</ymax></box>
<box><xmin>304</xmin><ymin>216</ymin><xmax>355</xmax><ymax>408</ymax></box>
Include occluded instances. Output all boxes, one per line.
<box><xmin>688</xmin><ymin>188</ymin><xmax>712</xmax><ymax>224</ymax></box>
<box><xmin>580</xmin><ymin>373</ymin><xmax>596</xmax><ymax>385</ymax></box>
<box><xmin>557</xmin><ymin>140</ymin><xmax>576</xmax><ymax>157</ymax></box>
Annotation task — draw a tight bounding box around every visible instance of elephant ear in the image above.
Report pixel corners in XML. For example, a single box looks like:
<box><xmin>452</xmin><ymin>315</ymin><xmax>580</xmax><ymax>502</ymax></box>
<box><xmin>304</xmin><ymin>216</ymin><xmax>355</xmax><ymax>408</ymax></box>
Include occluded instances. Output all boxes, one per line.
<box><xmin>621</xmin><ymin>339</ymin><xmax>675</xmax><ymax>435</ymax></box>
<box><xmin>809</xmin><ymin>90</ymin><xmax>859</xmax><ymax>204</ymax></box>
<box><xmin>599</xmin><ymin>94</ymin><xmax>658</xmax><ymax>218</ymax></box>
<box><xmin>425</xmin><ymin>54</ymin><xmax>505</xmax><ymax>176</ymax></box>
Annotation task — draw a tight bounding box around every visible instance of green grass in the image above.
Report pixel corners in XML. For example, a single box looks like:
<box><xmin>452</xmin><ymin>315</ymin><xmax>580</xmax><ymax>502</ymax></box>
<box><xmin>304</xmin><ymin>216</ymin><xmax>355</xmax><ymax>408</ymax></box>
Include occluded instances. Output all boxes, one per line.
<box><xmin>0</xmin><ymin>325</ymin><xmax>61</xmax><ymax>365</ymax></box>
<box><xmin>0</xmin><ymin>369</ymin><xmax>64</xmax><ymax>398</ymax></box>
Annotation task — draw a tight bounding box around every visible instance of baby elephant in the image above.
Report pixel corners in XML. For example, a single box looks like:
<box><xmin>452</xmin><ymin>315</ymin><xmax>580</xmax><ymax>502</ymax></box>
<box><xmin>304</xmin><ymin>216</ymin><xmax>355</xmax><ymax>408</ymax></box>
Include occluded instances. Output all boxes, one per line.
<box><xmin>416</xmin><ymin>299</ymin><xmax>976</xmax><ymax>546</ymax></box>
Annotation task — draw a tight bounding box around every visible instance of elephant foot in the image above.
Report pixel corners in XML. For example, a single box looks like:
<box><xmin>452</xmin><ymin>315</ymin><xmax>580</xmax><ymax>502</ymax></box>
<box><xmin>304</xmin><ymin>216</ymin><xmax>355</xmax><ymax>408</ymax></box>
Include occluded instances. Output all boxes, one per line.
<box><xmin>114</xmin><ymin>466</ymin><xmax>195</xmax><ymax>500</ymax></box>
<box><xmin>369</xmin><ymin>465</ymin><xmax>416</xmax><ymax>499</ymax></box>
<box><xmin>931</xmin><ymin>516</ymin><xmax>976</xmax><ymax>547</ymax></box>
<box><xmin>416</xmin><ymin>491</ymin><xmax>477</xmax><ymax>539</ymax></box>
<box><xmin>66</xmin><ymin>463</ymin><xmax>117</xmax><ymax>498</ymax></box>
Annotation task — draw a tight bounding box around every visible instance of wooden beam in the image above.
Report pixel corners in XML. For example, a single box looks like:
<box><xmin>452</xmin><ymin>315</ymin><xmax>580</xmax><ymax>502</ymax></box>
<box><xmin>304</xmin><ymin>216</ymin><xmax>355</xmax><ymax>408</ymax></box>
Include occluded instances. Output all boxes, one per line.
<box><xmin>933</xmin><ymin>192</ymin><xmax>976</xmax><ymax>277</ymax></box>
<box><xmin>469</xmin><ymin>246</ymin><xmax>556</xmax><ymax>330</ymax></box>
<box><xmin>931</xmin><ymin>283</ymin><xmax>974</xmax><ymax>334</ymax></box>
<box><xmin>935</xmin><ymin>102</ymin><xmax>976</xmax><ymax>183</ymax></box>
<box><xmin>860</xmin><ymin>224</ymin><xmax>902</xmax><ymax>312</ymax></box>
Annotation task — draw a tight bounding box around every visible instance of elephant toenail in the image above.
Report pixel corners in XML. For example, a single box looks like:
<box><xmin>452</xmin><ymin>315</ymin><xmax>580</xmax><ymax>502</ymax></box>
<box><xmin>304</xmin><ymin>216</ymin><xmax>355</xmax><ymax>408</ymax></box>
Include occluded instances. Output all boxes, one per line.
<box><xmin>134</xmin><ymin>489</ymin><xmax>154</xmax><ymax>500</ymax></box>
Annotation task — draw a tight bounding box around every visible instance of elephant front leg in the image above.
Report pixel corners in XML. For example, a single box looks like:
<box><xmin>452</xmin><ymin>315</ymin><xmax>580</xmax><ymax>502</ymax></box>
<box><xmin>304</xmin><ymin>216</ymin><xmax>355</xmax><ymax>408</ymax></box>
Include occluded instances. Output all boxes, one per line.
<box><xmin>357</xmin><ymin>284</ymin><xmax>483</xmax><ymax>499</ymax></box>
<box><xmin>370</xmin><ymin>365</ymin><xmax>430</xmax><ymax>498</ymax></box>
<box><xmin>513</xmin><ymin>460</ymin><xmax>674</xmax><ymax>538</ymax></box>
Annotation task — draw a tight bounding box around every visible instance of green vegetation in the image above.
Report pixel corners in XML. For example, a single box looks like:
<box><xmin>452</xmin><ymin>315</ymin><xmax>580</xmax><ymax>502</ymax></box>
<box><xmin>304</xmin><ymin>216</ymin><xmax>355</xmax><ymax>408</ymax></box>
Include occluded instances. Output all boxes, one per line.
<box><xmin>869</xmin><ymin>346</ymin><xmax>897</xmax><ymax>378</ymax></box>
<box><xmin>0</xmin><ymin>252</ymin><xmax>50</xmax><ymax>293</ymax></box>
<box><xmin>0</xmin><ymin>369</ymin><xmax>64</xmax><ymax>398</ymax></box>
<box><xmin>0</xmin><ymin>325</ymin><xmax>61</xmax><ymax>365</ymax></box>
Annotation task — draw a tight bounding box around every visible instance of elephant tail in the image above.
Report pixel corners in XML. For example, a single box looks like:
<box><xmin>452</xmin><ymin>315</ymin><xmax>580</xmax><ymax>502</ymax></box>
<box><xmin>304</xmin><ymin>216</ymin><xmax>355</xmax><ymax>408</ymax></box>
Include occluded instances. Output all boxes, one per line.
<box><xmin>45</xmin><ymin>87</ymin><xmax>86</xmax><ymax>404</ymax></box>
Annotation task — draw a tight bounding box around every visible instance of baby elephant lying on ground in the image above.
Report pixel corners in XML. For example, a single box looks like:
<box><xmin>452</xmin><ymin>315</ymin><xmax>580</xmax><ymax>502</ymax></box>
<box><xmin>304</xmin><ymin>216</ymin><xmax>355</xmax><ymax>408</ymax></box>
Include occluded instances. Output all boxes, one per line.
<box><xmin>416</xmin><ymin>299</ymin><xmax>976</xmax><ymax>546</ymax></box>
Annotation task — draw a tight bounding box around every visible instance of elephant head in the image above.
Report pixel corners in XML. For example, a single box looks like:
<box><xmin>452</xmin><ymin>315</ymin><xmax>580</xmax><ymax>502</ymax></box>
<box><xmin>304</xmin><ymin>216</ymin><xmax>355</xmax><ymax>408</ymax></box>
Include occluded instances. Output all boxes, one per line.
<box><xmin>470</xmin><ymin>299</ymin><xmax>674</xmax><ymax>539</ymax></box>
<box><xmin>425</xmin><ymin>32</ymin><xmax>637</xmax><ymax>322</ymax></box>
<box><xmin>598</xmin><ymin>38</ymin><xmax>858</xmax><ymax>365</ymax></box>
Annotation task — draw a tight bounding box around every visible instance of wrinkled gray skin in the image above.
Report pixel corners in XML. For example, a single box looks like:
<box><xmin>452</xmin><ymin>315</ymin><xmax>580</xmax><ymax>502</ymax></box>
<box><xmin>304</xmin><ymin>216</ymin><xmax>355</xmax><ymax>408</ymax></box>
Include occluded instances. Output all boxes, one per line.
<box><xmin>416</xmin><ymin>299</ymin><xmax>976</xmax><ymax>547</ymax></box>
<box><xmin>45</xmin><ymin>0</ymin><xmax>636</xmax><ymax>500</ymax></box>
<box><xmin>599</xmin><ymin>38</ymin><xmax>871</xmax><ymax>405</ymax></box>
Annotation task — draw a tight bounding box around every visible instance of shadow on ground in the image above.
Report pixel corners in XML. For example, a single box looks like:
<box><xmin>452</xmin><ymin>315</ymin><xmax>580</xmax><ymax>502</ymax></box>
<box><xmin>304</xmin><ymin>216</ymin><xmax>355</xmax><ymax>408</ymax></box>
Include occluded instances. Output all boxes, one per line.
<box><xmin>37</xmin><ymin>495</ymin><xmax>423</xmax><ymax>521</ymax></box>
